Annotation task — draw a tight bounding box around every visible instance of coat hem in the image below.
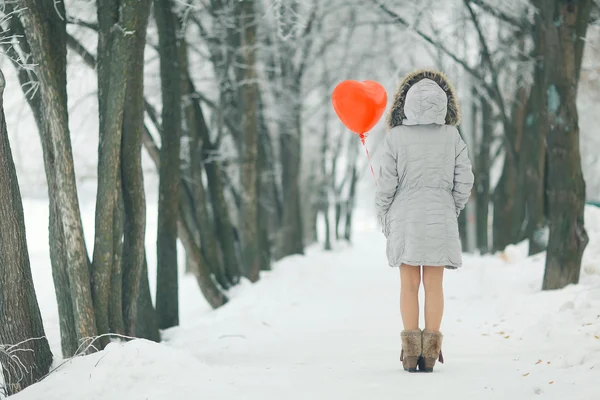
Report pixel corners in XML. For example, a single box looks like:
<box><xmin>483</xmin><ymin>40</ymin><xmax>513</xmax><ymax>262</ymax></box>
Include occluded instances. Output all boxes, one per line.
<box><xmin>388</xmin><ymin>258</ymin><xmax>460</xmax><ymax>269</ymax></box>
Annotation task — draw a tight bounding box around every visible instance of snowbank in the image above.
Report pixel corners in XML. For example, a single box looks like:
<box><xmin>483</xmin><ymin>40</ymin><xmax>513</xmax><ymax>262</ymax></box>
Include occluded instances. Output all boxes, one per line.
<box><xmin>7</xmin><ymin>206</ymin><xmax>600</xmax><ymax>400</ymax></box>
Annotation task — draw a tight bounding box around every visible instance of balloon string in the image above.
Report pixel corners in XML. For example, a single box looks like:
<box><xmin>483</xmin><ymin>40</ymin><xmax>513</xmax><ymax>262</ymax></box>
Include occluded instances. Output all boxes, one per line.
<box><xmin>360</xmin><ymin>134</ymin><xmax>377</xmax><ymax>187</ymax></box>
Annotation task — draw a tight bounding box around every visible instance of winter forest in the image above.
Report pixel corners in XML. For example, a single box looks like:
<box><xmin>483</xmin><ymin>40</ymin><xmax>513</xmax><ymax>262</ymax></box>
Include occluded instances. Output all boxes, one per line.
<box><xmin>1</xmin><ymin>0</ymin><xmax>599</xmax><ymax>398</ymax></box>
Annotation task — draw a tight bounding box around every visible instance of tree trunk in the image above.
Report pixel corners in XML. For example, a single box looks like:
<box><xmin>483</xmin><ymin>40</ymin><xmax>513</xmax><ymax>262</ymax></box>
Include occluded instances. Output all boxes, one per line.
<box><xmin>154</xmin><ymin>0</ymin><xmax>182</xmax><ymax>329</ymax></box>
<box><xmin>108</xmin><ymin>183</ymin><xmax>125</xmax><ymax>335</ymax></box>
<box><xmin>177</xmin><ymin>24</ymin><xmax>200</xmax><ymax>279</ymax></box>
<box><xmin>458</xmin><ymin>205</ymin><xmax>467</xmax><ymax>249</ymax></box>
<box><xmin>258</xmin><ymin>95</ymin><xmax>283</xmax><ymax>237</ymax></box>
<box><xmin>188</xmin><ymin>144</ymin><xmax>228</xmax><ymax>288</ymax></box>
<box><xmin>277</xmin><ymin>108</ymin><xmax>304</xmax><ymax>259</ymax></box>
<box><xmin>319</xmin><ymin>91</ymin><xmax>332</xmax><ymax>251</ymax></box>
<box><xmin>0</xmin><ymin>68</ymin><xmax>53</xmax><ymax>397</ymax></box>
<box><xmin>492</xmin><ymin>86</ymin><xmax>527</xmax><ymax>252</ymax></box>
<box><xmin>302</xmin><ymin>170</ymin><xmax>319</xmax><ymax>246</ymax></box>
<box><xmin>476</xmin><ymin>95</ymin><xmax>492</xmax><ymax>253</ymax></box>
<box><xmin>3</xmin><ymin>12</ymin><xmax>79</xmax><ymax>358</ymax></box>
<box><xmin>508</xmin><ymin>85</ymin><xmax>530</xmax><ymax>244</ymax></box>
<box><xmin>177</xmin><ymin>210</ymin><xmax>229</xmax><ymax>308</ymax></box>
<box><xmin>492</xmin><ymin>161</ymin><xmax>517</xmax><ymax>251</ymax></box>
<box><xmin>192</xmin><ymin>170</ymin><xmax>229</xmax><ymax>286</ymax></box>
<box><xmin>18</xmin><ymin>0</ymin><xmax>98</xmax><ymax>351</ymax></box>
<box><xmin>238</xmin><ymin>0</ymin><xmax>261</xmax><ymax>282</ymax></box>
<box><xmin>95</xmin><ymin>0</ymin><xmax>150</xmax><ymax>346</ymax></box>
<box><xmin>55</xmin><ymin>21</ymin><xmax>157</xmax><ymax>340</ymax></box>
<box><xmin>120</xmin><ymin>0</ymin><xmax>153</xmax><ymax>337</ymax></box>
<box><xmin>331</xmin><ymin>137</ymin><xmax>344</xmax><ymax>241</ymax></box>
<box><xmin>257</xmin><ymin>96</ymin><xmax>273</xmax><ymax>270</ymax></box>
<box><xmin>541</xmin><ymin>0</ymin><xmax>591</xmax><ymax>290</ymax></box>
<box><xmin>344</xmin><ymin>163</ymin><xmax>358</xmax><ymax>242</ymax></box>
<box><xmin>193</xmin><ymin>93</ymin><xmax>241</xmax><ymax>286</ymax></box>
<box><xmin>522</xmin><ymin>10</ymin><xmax>550</xmax><ymax>256</ymax></box>
<box><xmin>134</xmin><ymin>255</ymin><xmax>160</xmax><ymax>342</ymax></box>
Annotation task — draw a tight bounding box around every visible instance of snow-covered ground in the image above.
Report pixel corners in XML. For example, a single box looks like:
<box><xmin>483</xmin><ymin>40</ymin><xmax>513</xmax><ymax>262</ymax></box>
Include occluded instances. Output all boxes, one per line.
<box><xmin>9</xmin><ymin>195</ymin><xmax>600</xmax><ymax>399</ymax></box>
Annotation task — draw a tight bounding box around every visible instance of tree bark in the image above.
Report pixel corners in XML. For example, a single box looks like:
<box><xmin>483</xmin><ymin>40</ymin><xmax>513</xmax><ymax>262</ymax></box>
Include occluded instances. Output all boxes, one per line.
<box><xmin>140</xmin><ymin>82</ymin><xmax>229</xmax><ymax>307</ymax></box>
<box><xmin>476</xmin><ymin>95</ymin><xmax>492</xmax><ymax>253</ymax></box>
<box><xmin>94</xmin><ymin>0</ymin><xmax>152</xmax><ymax>346</ymax></box>
<box><xmin>508</xmin><ymin>84</ymin><xmax>529</xmax><ymax>244</ymax></box>
<box><xmin>458</xmin><ymin>205</ymin><xmax>467</xmax><ymax>249</ymax></box>
<box><xmin>108</xmin><ymin>182</ymin><xmax>125</xmax><ymax>335</ymax></box>
<box><xmin>320</xmin><ymin>94</ymin><xmax>332</xmax><ymax>251</ymax></box>
<box><xmin>120</xmin><ymin>0</ymin><xmax>153</xmax><ymax>337</ymax></box>
<box><xmin>541</xmin><ymin>0</ymin><xmax>591</xmax><ymax>290</ymax></box>
<box><xmin>0</xmin><ymin>68</ymin><xmax>53</xmax><ymax>396</ymax></box>
<box><xmin>3</xmin><ymin>11</ymin><xmax>79</xmax><ymax>358</ymax></box>
<box><xmin>182</xmin><ymin>81</ymin><xmax>228</xmax><ymax>288</ymax></box>
<box><xmin>177</xmin><ymin>209</ymin><xmax>229</xmax><ymax>308</ymax></box>
<box><xmin>140</xmin><ymin>110</ymin><xmax>229</xmax><ymax>308</ymax></box>
<box><xmin>257</xmin><ymin>96</ymin><xmax>273</xmax><ymax>270</ymax></box>
<box><xmin>344</xmin><ymin>162</ymin><xmax>358</xmax><ymax>242</ymax></box>
<box><xmin>134</xmin><ymin>255</ymin><xmax>160</xmax><ymax>342</ymax></box>
<box><xmin>492</xmin><ymin>85</ymin><xmax>527</xmax><ymax>252</ymax></box>
<box><xmin>57</xmin><ymin>22</ymin><xmax>157</xmax><ymax>340</ymax></box>
<box><xmin>154</xmin><ymin>0</ymin><xmax>182</xmax><ymax>329</ymax></box>
<box><xmin>492</xmin><ymin>160</ymin><xmax>518</xmax><ymax>251</ymax></box>
<box><xmin>238</xmin><ymin>0</ymin><xmax>261</xmax><ymax>282</ymax></box>
<box><xmin>18</xmin><ymin>0</ymin><xmax>97</xmax><ymax>352</ymax></box>
<box><xmin>521</xmin><ymin>9</ymin><xmax>549</xmax><ymax>256</ymax></box>
<box><xmin>193</xmin><ymin>91</ymin><xmax>241</xmax><ymax>286</ymax></box>
<box><xmin>277</xmin><ymin>107</ymin><xmax>304</xmax><ymax>259</ymax></box>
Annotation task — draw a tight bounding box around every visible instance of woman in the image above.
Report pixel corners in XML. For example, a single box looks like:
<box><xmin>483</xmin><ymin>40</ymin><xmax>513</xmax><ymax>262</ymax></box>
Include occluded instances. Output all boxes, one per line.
<box><xmin>375</xmin><ymin>70</ymin><xmax>474</xmax><ymax>373</ymax></box>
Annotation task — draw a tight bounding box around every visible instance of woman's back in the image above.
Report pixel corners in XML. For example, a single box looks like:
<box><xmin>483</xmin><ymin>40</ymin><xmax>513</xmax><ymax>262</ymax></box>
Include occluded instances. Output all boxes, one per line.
<box><xmin>375</xmin><ymin>70</ymin><xmax>474</xmax><ymax>269</ymax></box>
<box><xmin>388</xmin><ymin>124</ymin><xmax>460</xmax><ymax>193</ymax></box>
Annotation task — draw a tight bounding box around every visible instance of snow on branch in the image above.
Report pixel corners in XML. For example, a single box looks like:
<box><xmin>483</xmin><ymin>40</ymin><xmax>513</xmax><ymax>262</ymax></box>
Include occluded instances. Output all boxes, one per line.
<box><xmin>0</xmin><ymin>5</ymin><xmax>36</xmax><ymax>71</ymax></box>
<box><xmin>263</xmin><ymin>0</ymin><xmax>313</xmax><ymax>41</ymax></box>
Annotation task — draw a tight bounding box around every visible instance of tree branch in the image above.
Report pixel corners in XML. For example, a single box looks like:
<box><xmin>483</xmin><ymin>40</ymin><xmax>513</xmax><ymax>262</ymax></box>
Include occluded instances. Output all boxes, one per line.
<box><xmin>66</xmin><ymin>17</ymin><xmax>99</xmax><ymax>32</ymax></box>
<box><xmin>464</xmin><ymin>0</ymin><xmax>517</xmax><ymax>162</ymax></box>
<box><xmin>65</xmin><ymin>33</ymin><xmax>96</xmax><ymax>68</ymax></box>
<box><xmin>466</xmin><ymin>0</ymin><xmax>529</xmax><ymax>30</ymax></box>
<box><xmin>295</xmin><ymin>0</ymin><xmax>319</xmax><ymax>82</ymax></box>
<box><xmin>372</xmin><ymin>0</ymin><xmax>485</xmax><ymax>83</ymax></box>
<box><xmin>142</xmin><ymin>125</ymin><xmax>161</xmax><ymax>168</ymax></box>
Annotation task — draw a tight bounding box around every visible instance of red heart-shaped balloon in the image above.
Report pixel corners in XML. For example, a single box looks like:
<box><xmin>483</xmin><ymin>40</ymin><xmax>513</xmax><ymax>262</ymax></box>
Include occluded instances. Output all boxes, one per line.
<box><xmin>332</xmin><ymin>80</ymin><xmax>387</xmax><ymax>135</ymax></box>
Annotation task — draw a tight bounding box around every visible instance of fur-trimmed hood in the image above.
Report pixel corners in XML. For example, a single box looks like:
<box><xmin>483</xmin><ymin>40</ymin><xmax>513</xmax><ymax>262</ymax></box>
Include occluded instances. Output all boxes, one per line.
<box><xmin>386</xmin><ymin>69</ymin><xmax>460</xmax><ymax>129</ymax></box>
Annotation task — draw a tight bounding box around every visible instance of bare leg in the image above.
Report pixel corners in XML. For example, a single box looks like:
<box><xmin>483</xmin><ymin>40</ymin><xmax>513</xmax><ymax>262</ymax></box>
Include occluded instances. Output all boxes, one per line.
<box><xmin>399</xmin><ymin>264</ymin><xmax>421</xmax><ymax>331</ymax></box>
<box><xmin>422</xmin><ymin>266</ymin><xmax>444</xmax><ymax>332</ymax></box>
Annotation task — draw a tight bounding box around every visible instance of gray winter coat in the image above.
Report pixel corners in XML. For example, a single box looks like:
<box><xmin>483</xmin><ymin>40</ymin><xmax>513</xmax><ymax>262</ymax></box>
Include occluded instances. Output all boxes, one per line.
<box><xmin>375</xmin><ymin>70</ymin><xmax>474</xmax><ymax>269</ymax></box>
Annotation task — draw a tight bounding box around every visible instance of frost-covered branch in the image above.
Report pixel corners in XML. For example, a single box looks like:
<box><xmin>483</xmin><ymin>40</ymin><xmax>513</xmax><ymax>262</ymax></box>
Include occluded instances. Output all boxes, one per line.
<box><xmin>465</xmin><ymin>0</ymin><xmax>529</xmax><ymax>29</ymax></box>
<box><xmin>372</xmin><ymin>0</ymin><xmax>485</xmax><ymax>83</ymax></box>
<box><xmin>0</xmin><ymin>337</ymin><xmax>48</xmax><ymax>396</ymax></box>
<box><xmin>463</xmin><ymin>0</ymin><xmax>516</xmax><ymax>161</ymax></box>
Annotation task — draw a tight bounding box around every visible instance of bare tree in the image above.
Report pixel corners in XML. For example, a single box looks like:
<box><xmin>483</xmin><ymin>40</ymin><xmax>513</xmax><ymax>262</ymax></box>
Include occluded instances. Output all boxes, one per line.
<box><xmin>238</xmin><ymin>0</ymin><xmax>262</xmax><ymax>281</ymax></box>
<box><xmin>0</xmin><ymin>67</ymin><xmax>53</xmax><ymax>396</ymax></box>
<box><xmin>66</xmin><ymin>32</ymin><xmax>228</xmax><ymax>309</ymax></box>
<box><xmin>93</xmin><ymin>0</ymin><xmax>153</xmax><ymax>343</ymax></box>
<box><xmin>16</xmin><ymin>0</ymin><xmax>98</xmax><ymax>355</ymax></box>
<box><xmin>154</xmin><ymin>0</ymin><xmax>182</xmax><ymax>329</ymax></box>
<box><xmin>541</xmin><ymin>0</ymin><xmax>592</xmax><ymax>289</ymax></box>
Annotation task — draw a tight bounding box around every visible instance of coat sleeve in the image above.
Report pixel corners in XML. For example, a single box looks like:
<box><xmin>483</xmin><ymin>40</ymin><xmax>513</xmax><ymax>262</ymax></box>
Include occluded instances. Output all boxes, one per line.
<box><xmin>452</xmin><ymin>131</ymin><xmax>474</xmax><ymax>217</ymax></box>
<box><xmin>375</xmin><ymin>134</ymin><xmax>399</xmax><ymax>231</ymax></box>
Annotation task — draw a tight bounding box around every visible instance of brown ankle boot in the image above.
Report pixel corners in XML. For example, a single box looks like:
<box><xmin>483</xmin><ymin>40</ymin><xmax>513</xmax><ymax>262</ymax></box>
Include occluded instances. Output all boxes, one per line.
<box><xmin>400</xmin><ymin>330</ymin><xmax>422</xmax><ymax>372</ymax></box>
<box><xmin>420</xmin><ymin>330</ymin><xmax>444</xmax><ymax>372</ymax></box>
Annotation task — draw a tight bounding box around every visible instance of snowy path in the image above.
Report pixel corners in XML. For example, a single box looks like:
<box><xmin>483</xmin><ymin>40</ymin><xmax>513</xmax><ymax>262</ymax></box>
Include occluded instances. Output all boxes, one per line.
<box><xmin>13</xmin><ymin>205</ymin><xmax>600</xmax><ymax>399</ymax></box>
